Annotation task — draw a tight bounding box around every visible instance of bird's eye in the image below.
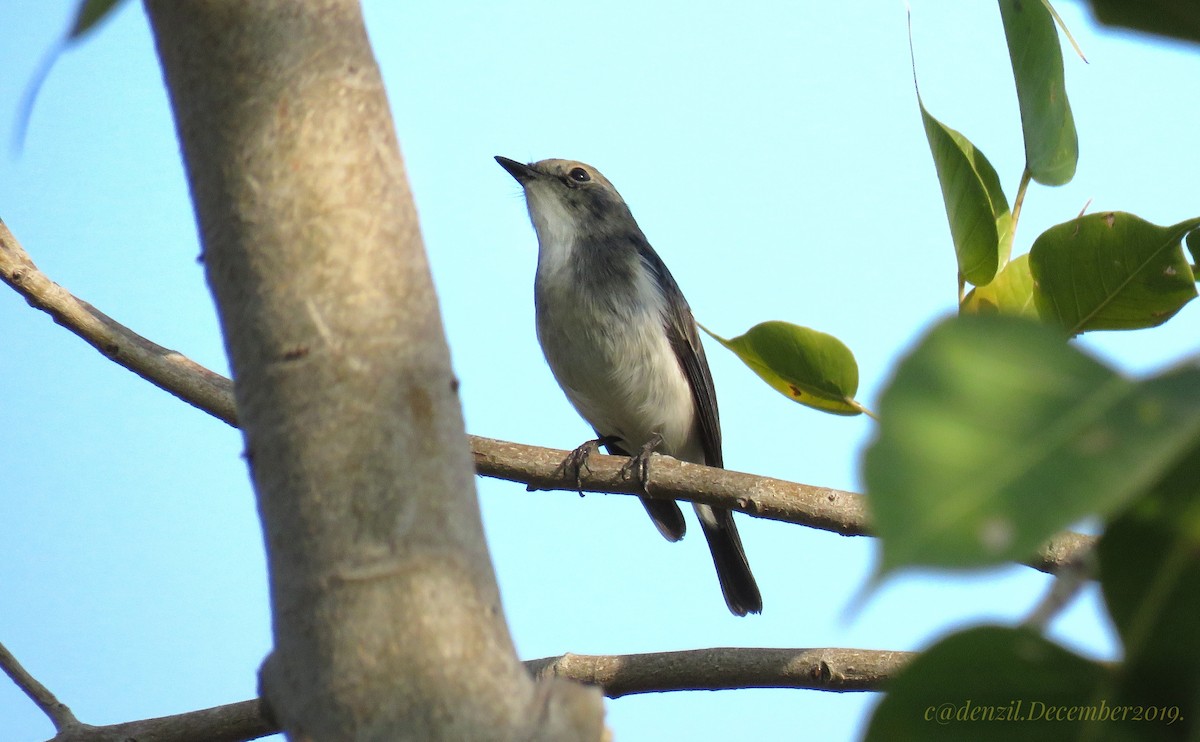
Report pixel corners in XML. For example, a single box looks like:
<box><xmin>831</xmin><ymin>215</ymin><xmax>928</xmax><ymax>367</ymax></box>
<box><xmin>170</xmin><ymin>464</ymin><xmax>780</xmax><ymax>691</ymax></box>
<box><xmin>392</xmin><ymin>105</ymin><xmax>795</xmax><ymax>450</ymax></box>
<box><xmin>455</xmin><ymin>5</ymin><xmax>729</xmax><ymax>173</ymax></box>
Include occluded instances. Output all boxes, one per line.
<box><xmin>568</xmin><ymin>167</ymin><xmax>590</xmax><ymax>183</ymax></box>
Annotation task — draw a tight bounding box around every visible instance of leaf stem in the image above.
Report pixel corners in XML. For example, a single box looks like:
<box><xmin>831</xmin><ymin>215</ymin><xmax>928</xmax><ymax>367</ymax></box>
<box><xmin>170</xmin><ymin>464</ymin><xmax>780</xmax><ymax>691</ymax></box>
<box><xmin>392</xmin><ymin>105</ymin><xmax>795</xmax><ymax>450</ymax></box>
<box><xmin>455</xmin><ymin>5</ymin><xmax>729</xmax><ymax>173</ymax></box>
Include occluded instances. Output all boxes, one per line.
<box><xmin>1010</xmin><ymin>166</ymin><xmax>1033</xmax><ymax>247</ymax></box>
<box><xmin>1038</xmin><ymin>0</ymin><xmax>1089</xmax><ymax>63</ymax></box>
<box><xmin>848</xmin><ymin>398</ymin><xmax>880</xmax><ymax>421</ymax></box>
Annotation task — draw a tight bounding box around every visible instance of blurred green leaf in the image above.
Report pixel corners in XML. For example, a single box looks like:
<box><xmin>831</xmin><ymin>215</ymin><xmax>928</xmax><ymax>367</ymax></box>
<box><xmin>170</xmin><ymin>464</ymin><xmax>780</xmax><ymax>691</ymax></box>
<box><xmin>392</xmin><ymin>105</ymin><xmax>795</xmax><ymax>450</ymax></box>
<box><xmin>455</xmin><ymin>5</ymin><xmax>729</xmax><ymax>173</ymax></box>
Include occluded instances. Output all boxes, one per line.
<box><xmin>920</xmin><ymin>104</ymin><xmax>1007</xmax><ymax>286</ymax></box>
<box><xmin>68</xmin><ymin>0</ymin><xmax>130</xmax><ymax>41</ymax></box>
<box><xmin>16</xmin><ymin>0</ymin><xmax>132</xmax><ymax>152</ymax></box>
<box><xmin>863</xmin><ymin>315</ymin><xmax>1200</xmax><ymax>576</ymax></box>
<box><xmin>1187</xmin><ymin>229</ymin><xmax>1200</xmax><ymax>267</ymax></box>
<box><xmin>704</xmin><ymin>321</ymin><xmax>862</xmax><ymax>415</ymax></box>
<box><xmin>1030</xmin><ymin>212</ymin><xmax>1199</xmax><ymax>334</ymax></box>
<box><xmin>961</xmin><ymin>253</ymin><xmax>1037</xmax><ymax>318</ymax></box>
<box><xmin>999</xmin><ymin>0</ymin><xmax>1078</xmax><ymax>186</ymax></box>
<box><xmin>864</xmin><ymin>626</ymin><xmax>1111</xmax><ymax>741</ymax></box>
<box><xmin>1084</xmin><ymin>0</ymin><xmax>1200</xmax><ymax>47</ymax></box>
<box><xmin>1100</xmin><ymin>441</ymin><xmax>1200</xmax><ymax>716</ymax></box>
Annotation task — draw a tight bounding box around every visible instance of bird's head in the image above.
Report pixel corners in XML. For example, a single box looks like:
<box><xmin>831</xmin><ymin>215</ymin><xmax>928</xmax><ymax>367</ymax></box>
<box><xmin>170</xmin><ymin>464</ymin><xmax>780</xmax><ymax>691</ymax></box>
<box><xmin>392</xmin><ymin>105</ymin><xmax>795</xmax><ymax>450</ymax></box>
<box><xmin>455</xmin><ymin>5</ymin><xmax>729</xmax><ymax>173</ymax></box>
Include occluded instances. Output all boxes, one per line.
<box><xmin>495</xmin><ymin>156</ymin><xmax>636</xmax><ymax>245</ymax></box>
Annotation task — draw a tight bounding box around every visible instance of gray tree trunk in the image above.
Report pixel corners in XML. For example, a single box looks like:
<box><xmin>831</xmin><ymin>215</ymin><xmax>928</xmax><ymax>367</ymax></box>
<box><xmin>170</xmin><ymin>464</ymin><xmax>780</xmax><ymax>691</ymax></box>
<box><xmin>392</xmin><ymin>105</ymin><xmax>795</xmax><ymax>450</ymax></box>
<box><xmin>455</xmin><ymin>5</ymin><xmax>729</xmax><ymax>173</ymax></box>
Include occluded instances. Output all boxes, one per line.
<box><xmin>143</xmin><ymin>1</ymin><xmax>605</xmax><ymax>739</ymax></box>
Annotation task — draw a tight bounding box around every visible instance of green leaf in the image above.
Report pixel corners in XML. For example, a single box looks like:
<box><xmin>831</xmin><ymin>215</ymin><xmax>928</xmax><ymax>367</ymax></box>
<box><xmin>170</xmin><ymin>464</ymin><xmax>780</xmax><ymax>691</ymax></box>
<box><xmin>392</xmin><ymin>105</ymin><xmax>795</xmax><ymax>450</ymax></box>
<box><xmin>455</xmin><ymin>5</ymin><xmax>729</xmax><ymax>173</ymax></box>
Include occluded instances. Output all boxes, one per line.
<box><xmin>919</xmin><ymin>104</ymin><xmax>1007</xmax><ymax>286</ymax></box>
<box><xmin>1187</xmin><ymin>229</ymin><xmax>1200</xmax><ymax>268</ymax></box>
<box><xmin>999</xmin><ymin>0</ymin><xmax>1079</xmax><ymax>186</ymax></box>
<box><xmin>1084</xmin><ymin>0</ymin><xmax>1200</xmax><ymax>47</ymax></box>
<box><xmin>1030</xmin><ymin>212</ymin><xmax>1199</xmax><ymax>334</ymax></box>
<box><xmin>15</xmin><ymin>0</ymin><xmax>132</xmax><ymax>152</ymax></box>
<box><xmin>960</xmin><ymin>253</ymin><xmax>1037</xmax><ymax>318</ymax></box>
<box><xmin>951</xmin><ymin>127</ymin><xmax>1016</xmax><ymax>268</ymax></box>
<box><xmin>863</xmin><ymin>315</ymin><xmax>1200</xmax><ymax>576</ymax></box>
<box><xmin>864</xmin><ymin>627</ymin><xmax>1112</xmax><ymax>741</ymax></box>
<box><xmin>1099</xmin><ymin>441</ymin><xmax>1200</xmax><ymax>711</ymax></box>
<box><xmin>704</xmin><ymin>321</ymin><xmax>862</xmax><ymax>416</ymax></box>
<box><xmin>67</xmin><ymin>0</ymin><xmax>130</xmax><ymax>41</ymax></box>
<box><xmin>909</xmin><ymin>14</ymin><xmax>1009</xmax><ymax>284</ymax></box>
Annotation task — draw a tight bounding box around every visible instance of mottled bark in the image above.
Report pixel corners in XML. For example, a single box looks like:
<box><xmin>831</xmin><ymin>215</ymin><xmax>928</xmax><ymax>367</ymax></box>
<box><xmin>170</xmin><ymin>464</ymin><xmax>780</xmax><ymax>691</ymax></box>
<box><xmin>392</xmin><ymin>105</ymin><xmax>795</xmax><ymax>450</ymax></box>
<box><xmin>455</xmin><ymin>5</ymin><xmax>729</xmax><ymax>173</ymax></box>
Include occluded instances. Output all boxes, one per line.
<box><xmin>142</xmin><ymin>2</ymin><xmax>603</xmax><ymax>739</ymax></box>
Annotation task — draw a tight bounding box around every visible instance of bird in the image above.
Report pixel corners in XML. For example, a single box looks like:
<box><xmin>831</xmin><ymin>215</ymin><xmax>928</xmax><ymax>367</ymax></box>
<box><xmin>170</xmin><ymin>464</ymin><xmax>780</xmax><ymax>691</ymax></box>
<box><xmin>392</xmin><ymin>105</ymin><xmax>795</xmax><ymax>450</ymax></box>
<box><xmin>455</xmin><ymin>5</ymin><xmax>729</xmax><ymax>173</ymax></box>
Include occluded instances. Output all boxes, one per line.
<box><xmin>495</xmin><ymin>155</ymin><xmax>761</xmax><ymax>616</ymax></box>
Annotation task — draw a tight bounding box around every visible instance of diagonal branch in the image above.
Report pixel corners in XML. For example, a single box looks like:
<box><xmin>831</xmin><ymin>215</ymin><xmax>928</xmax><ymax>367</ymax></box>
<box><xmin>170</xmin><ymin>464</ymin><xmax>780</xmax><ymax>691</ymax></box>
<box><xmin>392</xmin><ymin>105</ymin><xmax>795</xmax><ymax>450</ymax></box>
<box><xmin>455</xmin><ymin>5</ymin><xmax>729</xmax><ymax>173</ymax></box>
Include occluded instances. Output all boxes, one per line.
<box><xmin>0</xmin><ymin>217</ymin><xmax>1094</xmax><ymax>574</ymax></box>
<box><xmin>0</xmin><ymin>219</ymin><xmax>236</xmax><ymax>426</ymax></box>
<box><xmin>0</xmin><ymin>640</ymin><xmax>80</xmax><ymax>733</ymax></box>
<box><xmin>28</xmin><ymin>647</ymin><xmax>912</xmax><ymax>742</ymax></box>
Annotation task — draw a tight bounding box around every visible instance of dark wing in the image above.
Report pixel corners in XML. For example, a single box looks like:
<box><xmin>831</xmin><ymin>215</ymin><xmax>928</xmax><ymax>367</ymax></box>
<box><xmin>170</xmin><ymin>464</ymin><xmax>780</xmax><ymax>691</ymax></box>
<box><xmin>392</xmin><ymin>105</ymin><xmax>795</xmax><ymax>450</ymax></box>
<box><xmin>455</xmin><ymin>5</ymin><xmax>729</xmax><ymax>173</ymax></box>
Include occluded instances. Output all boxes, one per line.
<box><xmin>640</xmin><ymin>242</ymin><xmax>760</xmax><ymax>613</ymax></box>
<box><xmin>636</xmin><ymin>240</ymin><xmax>759</xmax><ymax>613</ymax></box>
<box><xmin>636</xmin><ymin>241</ymin><xmax>723</xmax><ymax>469</ymax></box>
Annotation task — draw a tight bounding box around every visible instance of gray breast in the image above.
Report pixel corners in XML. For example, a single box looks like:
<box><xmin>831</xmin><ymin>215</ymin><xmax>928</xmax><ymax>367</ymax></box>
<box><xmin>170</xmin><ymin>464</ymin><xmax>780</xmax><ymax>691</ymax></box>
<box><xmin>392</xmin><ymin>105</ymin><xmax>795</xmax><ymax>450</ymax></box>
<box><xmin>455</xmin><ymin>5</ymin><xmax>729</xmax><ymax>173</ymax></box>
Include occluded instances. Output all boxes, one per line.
<box><xmin>534</xmin><ymin>244</ymin><xmax>698</xmax><ymax>458</ymax></box>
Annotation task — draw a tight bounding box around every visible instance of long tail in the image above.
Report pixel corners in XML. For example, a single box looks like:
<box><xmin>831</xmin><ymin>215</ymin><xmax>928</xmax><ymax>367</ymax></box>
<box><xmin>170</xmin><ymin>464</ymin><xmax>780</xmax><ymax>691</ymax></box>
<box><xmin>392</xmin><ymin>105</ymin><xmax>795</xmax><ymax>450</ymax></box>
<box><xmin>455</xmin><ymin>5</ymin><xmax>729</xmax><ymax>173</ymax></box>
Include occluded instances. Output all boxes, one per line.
<box><xmin>695</xmin><ymin>503</ymin><xmax>762</xmax><ymax>616</ymax></box>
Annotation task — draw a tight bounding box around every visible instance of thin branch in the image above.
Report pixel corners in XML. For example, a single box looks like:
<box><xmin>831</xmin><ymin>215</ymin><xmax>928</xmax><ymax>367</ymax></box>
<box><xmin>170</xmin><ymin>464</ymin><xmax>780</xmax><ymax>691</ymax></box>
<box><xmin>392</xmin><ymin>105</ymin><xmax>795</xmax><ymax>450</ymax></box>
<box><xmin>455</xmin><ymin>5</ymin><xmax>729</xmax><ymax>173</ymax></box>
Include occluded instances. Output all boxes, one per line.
<box><xmin>0</xmin><ymin>639</ymin><xmax>271</xmax><ymax>742</ymax></box>
<box><xmin>0</xmin><ymin>217</ymin><xmax>1095</xmax><ymax>574</ymax></box>
<box><xmin>472</xmin><ymin>435</ymin><xmax>1093</xmax><ymax>575</ymax></box>
<box><xmin>1023</xmin><ymin>545</ymin><xmax>1097</xmax><ymax>632</ymax></box>
<box><xmin>0</xmin><ymin>219</ymin><xmax>237</xmax><ymax>426</ymax></box>
<box><xmin>0</xmin><ymin>641</ymin><xmax>79</xmax><ymax>733</ymax></box>
<box><xmin>525</xmin><ymin>647</ymin><xmax>913</xmax><ymax>698</ymax></box>
<box><xmin>48</xmin><ymin>699</ymin><xmax>273</xmax><ymax>742</ymax></box>
<box><xmin>474</xmin><ymin>436</ymin><xmax>871</xmax><ymax>535</ymax></box>
<box><xmin>35</xmin><ymin>647</ymin><xmax>913</xmax><ymax>742</ymax></box>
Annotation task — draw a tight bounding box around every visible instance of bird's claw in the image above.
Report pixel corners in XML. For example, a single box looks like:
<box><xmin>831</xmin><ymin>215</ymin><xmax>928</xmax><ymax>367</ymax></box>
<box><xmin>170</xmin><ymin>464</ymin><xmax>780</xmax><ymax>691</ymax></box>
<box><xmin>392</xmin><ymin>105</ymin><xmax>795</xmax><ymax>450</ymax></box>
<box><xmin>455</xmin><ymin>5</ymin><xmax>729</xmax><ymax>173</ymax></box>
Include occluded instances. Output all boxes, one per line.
<box><xmin>617</xmin><ymin>432</ymin><xmax>663</xmax><ymax>493</ymax></box>
<box><xmin>554</xmin><ymin>435</ymin><xmax>620</xmax><ymax>495</ymax></box>
<box><xmin>557</xmin><ymin>443</ymin><xmax>596</xmax><ymax>495</ymax></box>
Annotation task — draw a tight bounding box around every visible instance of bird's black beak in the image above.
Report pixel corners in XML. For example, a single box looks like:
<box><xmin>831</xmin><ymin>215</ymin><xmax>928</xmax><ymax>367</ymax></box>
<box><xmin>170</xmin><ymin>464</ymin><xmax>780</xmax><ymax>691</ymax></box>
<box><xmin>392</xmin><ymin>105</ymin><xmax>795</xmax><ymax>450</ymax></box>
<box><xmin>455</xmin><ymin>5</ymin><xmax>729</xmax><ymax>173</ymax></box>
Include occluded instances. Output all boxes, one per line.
<box><xmin>495</xmin><ymin>156</ymin><xmax>538</xmax><ymax>184</ymax></box>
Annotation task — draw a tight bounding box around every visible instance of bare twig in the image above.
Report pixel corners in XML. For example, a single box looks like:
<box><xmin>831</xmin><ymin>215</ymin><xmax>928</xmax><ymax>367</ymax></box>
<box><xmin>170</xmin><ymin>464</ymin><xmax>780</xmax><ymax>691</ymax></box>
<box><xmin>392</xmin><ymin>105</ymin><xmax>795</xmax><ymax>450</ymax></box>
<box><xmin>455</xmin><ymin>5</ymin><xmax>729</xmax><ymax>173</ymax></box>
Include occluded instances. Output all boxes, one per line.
<box><xmin>1022</xmin><ymin>544</ymin><xmax>1097</xmax><ymax>631</ymax></box>
<box><xmin>32</xmin><ymin>647</ymin><xmax>911</xmax><ymax>742</ymax></box>
<box><xmin>0</xmin><ymin>640</ymin><xmax>270</xmax><ymax>742</ymax></box>
<box><xmin>0</xmin><ymin>640</ymin><xmax>79</xmax><ymax>733</ymax></box>
<box><xmin>0</xmin><ymin>219</ymin><xmax>236</xmax><ymax>426</ymax></box>
<box><xmin>0</xmin><ymin>217</ymin><xmax>1095</xmax><ymax>574</ymax></box>
<box><xmin>47</xmin><ymin>699</ymin><xmax>272</xmax><ymax>742</ymax></box>
<box><xmin>473</xmin><ymin>436</ymin><xmax>872</xmax><ymax>535</ymax></box>
<box><xmin>473</xmin><ymin>437</ymin><xmax>1092</xmax><ymax>575</ymax></box>
<box><xmin>525</xmin><ymin>647</ymin><xmax>913</xmax><ymax>697</ymax></box>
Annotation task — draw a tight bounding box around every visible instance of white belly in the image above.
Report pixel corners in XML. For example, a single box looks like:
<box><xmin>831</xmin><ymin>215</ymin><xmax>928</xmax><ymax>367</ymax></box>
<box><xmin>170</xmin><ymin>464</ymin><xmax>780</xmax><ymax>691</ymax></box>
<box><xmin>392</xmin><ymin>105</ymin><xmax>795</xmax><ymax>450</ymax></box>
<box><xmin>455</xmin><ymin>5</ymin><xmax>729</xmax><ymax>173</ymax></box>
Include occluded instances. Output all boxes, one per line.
<box><xmin>535</xmin><ymin>269</ymin><xmax>701</xmax><ymax>462</ymax></box>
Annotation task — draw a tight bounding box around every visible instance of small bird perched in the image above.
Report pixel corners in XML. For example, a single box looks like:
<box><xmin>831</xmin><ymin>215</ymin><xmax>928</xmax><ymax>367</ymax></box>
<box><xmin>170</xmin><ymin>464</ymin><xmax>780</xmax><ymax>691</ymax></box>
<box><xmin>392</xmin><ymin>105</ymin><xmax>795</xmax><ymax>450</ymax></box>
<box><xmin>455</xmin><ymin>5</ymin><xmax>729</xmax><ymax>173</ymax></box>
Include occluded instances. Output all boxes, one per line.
<box><xmin>495</xmin><ymin>155</ymin><xmax>762</xmax><ymax>616</ymax></box>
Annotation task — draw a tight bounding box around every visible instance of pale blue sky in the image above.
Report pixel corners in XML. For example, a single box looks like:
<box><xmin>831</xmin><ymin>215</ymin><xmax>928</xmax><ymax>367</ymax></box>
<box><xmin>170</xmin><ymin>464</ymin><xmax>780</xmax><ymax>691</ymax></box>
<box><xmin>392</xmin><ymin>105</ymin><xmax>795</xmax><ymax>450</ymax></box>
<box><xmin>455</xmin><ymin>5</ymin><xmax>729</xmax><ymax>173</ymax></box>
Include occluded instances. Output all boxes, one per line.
<box><xmin>2</xmin><ymin>2</ymin><xmax>1197</xmax><ymax>740</ymax></box>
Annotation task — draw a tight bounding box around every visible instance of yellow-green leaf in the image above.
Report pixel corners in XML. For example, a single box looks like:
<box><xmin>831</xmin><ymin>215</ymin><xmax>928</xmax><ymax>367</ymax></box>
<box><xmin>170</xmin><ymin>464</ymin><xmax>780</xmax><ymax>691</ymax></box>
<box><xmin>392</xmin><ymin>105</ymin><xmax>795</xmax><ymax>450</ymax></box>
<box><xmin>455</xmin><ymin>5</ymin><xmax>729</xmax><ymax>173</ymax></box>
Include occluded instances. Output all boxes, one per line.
<box><xmin>960</xmin><ymin>253</ymin><xmax>1037</xmax><ymax>318</ymax></box>
<box><xmin>705</xmin><ymin>321</ymin><xmax>862</xmax><ymax>416</ymax></box>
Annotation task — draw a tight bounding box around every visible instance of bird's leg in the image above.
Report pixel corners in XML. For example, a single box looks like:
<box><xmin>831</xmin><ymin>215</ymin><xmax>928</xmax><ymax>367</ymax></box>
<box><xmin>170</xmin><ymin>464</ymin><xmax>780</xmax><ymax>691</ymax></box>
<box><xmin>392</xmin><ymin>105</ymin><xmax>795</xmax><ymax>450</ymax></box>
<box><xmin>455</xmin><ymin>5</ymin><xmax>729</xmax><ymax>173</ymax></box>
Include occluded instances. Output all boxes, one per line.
<box><xmin>537</xmin><ymin>435</ymin><xmax>623</xmax><ymax>495</ymax></box>
<box><xmin>618</xmin><ymin>432</ymin><xmax>664</xmax><ymax>492</ymax></box>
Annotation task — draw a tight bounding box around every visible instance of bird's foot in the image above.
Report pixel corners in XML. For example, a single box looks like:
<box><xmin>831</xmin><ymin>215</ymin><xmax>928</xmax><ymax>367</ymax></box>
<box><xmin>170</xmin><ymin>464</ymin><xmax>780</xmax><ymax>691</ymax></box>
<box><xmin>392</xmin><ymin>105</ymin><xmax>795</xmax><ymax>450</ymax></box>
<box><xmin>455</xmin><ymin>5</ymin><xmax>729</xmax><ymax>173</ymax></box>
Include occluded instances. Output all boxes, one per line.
<box><xmin>544</xmin><ymin>435</ymin><xmax>622</xmax><ymax>495</ymax></box>
<box><xmin>618</xmin><ymin>432</ymin><xmax>664</xmax><ymax>492</ymax></box>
